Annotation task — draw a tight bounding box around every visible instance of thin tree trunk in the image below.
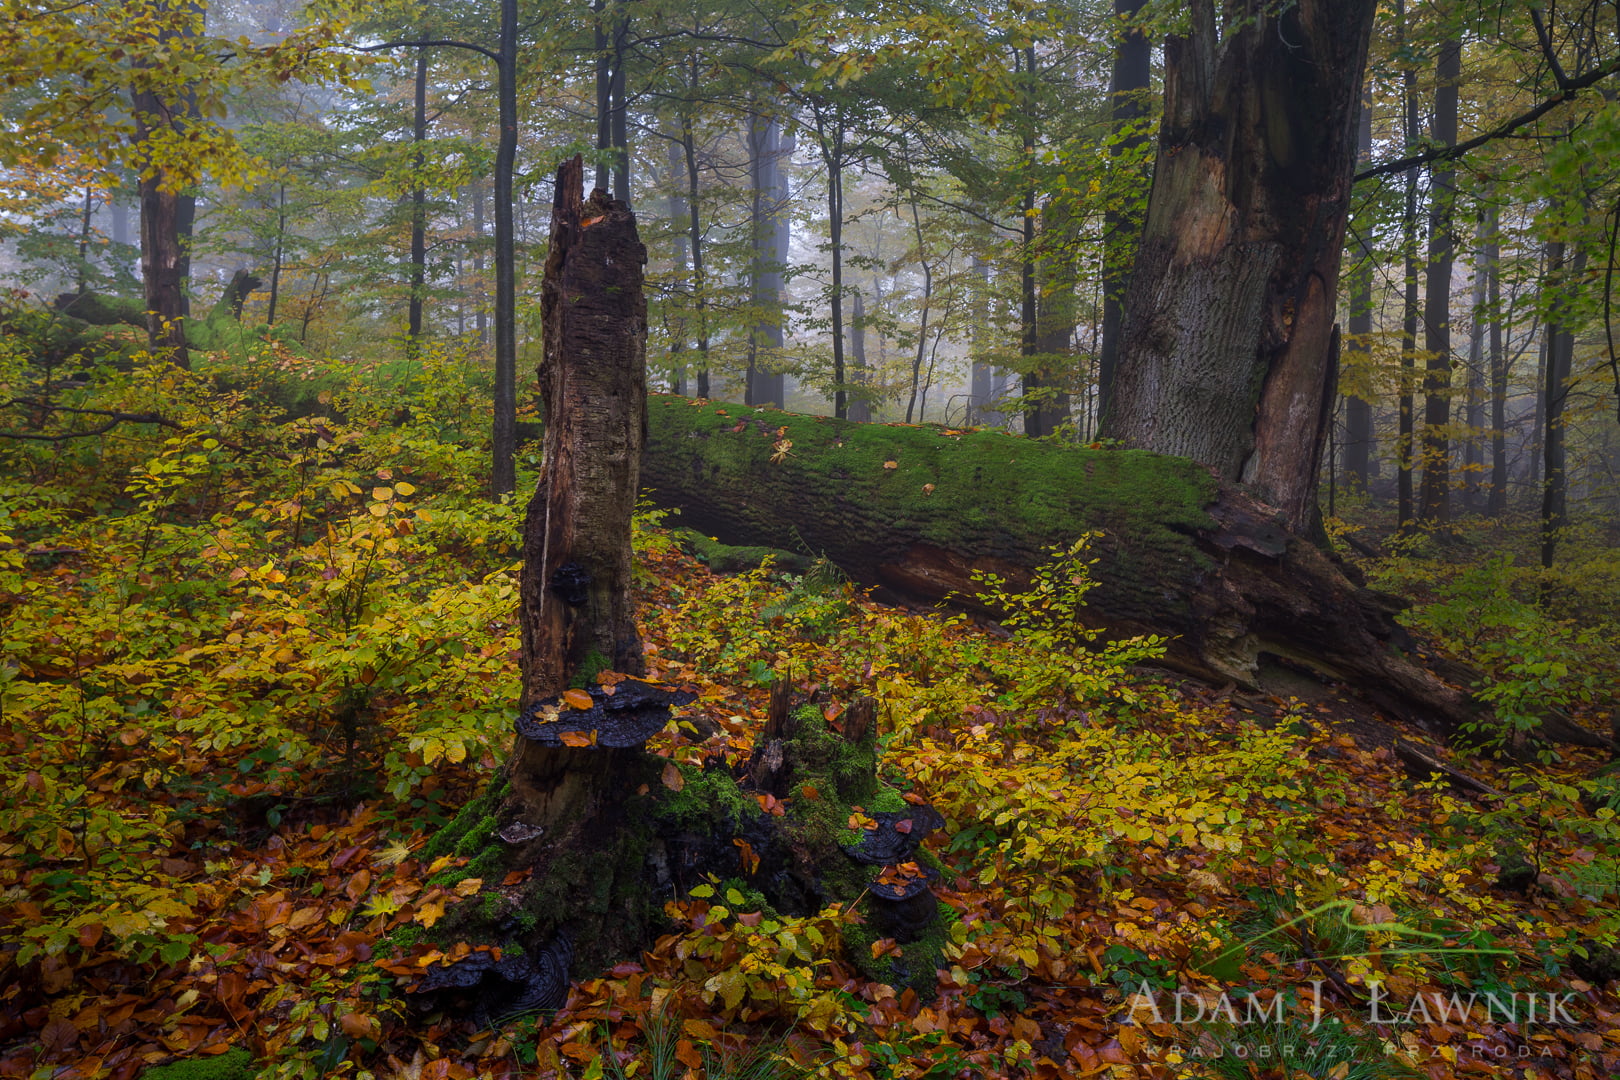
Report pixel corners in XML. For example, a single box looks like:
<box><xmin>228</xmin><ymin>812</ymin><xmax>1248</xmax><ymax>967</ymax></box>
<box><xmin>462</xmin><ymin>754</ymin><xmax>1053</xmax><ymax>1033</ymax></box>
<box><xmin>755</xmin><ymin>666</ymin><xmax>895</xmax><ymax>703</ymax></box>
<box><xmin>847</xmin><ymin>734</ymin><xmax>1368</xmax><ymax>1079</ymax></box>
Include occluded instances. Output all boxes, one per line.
<box><xmin>610</xmin><ymin>13</ymin><xmax>629</xmax><ymax>205</ymax></box>
<box><xmin>667</xmin><ymin>136</ymin><xmax>689</xmax><ymax>396</ymax></box>
<box><xmin>905</xmin><ymin>202</ymin><xmax>933</xmax><ymax>424</ymax></box>
<box><xmin>1097</xmin><ymin>0</ymin><xmax>1149</xmax><ymax>423</ymax></box>
<box><xmin>1419</xmin><ymin>38</ymin><xmax>1461</xmax><ymax>528</ymax></box>
<box><xmin>816</xmin><ymin>107</ymin><xmax>847</xmax><ymax>419</ymax></box>
<box><xmin>408</xmin><ymin>48</ymin><xmax>429</xmax><ymax>355</ymax></box>
<box><xmin>1462</xmin><ymin>213</ymin><xmax>1488</xmax><ymax>512</ymax></box>
<box><xmin>77</xmin><ymin>186</ymin><xmax>93</xmax><ymax>294</ymax></box>
<box><xmin>490</xmin><ymin>0</ymin><xmax>518</xmax><ymax>497</ymax></box>
<box><xmin>849</xmin><ymin>290</ymin><xmax>871</xmax><ymax>421</ymax></box>
<box><xmin>1344</xmin><ymin>84</ymin><xmax>1374</xmax><ymax>490</ymax></box>
<box><xmin>1542</xmin><ymin>240</ymin><xmax>1585</xmax><ymax>570</ymax></box>
<box><xmin>682</xmin><ymin>112</ymin><xmax>710</xmax><ymax>399</ymax></box>
<box><xmin>472</xmin><ymin>181</ymin><xmax>488</xmax><ymax>345</ymax></box>
<box><xmin>1017</xmin><ymin>46</ymin><xmax>1045</xmax><ymax>437</ymax></box>
<box><xmin>593</xmin><ymin>0</ymin><xmax>610</xmax><ymax>193</ymax></box>
<box><xmin>1398</xmin><ymin>1</ymin><xmax>1420</xmax><ymax>530</ymax></box>
<box><xmin>1487</xmin><ymin>204</ymin><xmax>1507</xmax><ymax>514</ymax></box>
<box><xmin>267</xmin><ymin>182</ymin><xmax>286</xmax><ymax>326</ymax></box>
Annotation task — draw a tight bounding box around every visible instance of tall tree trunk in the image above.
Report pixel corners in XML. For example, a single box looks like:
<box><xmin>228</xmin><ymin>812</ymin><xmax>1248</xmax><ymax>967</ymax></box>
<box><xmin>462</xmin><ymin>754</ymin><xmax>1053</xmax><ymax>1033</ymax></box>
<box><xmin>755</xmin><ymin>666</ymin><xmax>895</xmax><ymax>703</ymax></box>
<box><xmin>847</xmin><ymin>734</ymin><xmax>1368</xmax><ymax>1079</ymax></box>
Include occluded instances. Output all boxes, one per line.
<box><xmin>472</xmin><ymin>181</ymin><xmax>488</xmax><ymax>345</ymax></box>
<box><xmin>517</xmin><ymin>156</ymin><xmax>647</xmax><ymax>711</ymax></box>
<box><xmin>1462</xmin><ymin>213</ymin><xmax>1488</xmax><ymax>512</ymax></box>
<box><xmin>593</xmin><ymin>0</ymin><xmax>611</xmax><ymax>193</ymax></box>
<box><xmin>1096</xmin><ymin>0</ymin><xmax>1149</xmax><ymax>423</ymax></box>
<box><xmin>1017</xmin><ymin>46</ymin><xmax>1046</xmax><ymax>437</ymax></box>
<box><xmin>267</xmin><ymin>182</ymin><xmax>286</xmax><ymax>326</ymax></box>
<box><xmin>1104</xmin><ymin>0</ymin><xmax>1377</xmax><ymax>531</ymax></box>
<box><xmin>968</xmin><ymin>254</ymin><xmax>1002</xmax><ymax>425</ymax></box>
<box><xmin>1398</xmin><ymin>3</ymin><xmax>1420</xmax><ymax>530</ymax></box>
<box><xmin>1344</xmin><ymin>84</ymin><xmax>1374</xmax><ymax>491</ymax></box>
<box><xmin>490</xmin><ymin>0</ymin><xmax>518</xmax><ymax>497</ymax></box>
<box><xmin>681</xmin><ymin>111</ymin><xmax>710</xmax><ymax>399</ymax></box>
<box><xmin>1486</xmin><ymin>204</ymin><xmax>1507</xmax><ymax>514</ymax></box>
<box><xmin>849</xmin><ymin>290</ymin><xmax>872</xmax><ymax>422</ymax></box>
<box><xmin>815</xmin><ymin>107</ymin><xmax>847</xmax><ymax>419</ymax></box>
<box><xmin>1419</xmin><ymin>38</ymin><xmax>1461</xmax><ymax>527</ymax></box>
<box><xmin>747</xmin><ymin>112</ymin><xmax>788</xmax><ymax>408</ymax></box>
<box><xmin>904</xmin><ymin>203</ymin><xmax>934</xmax><ymax>424</ymax></box>
<box><xmin>666</xmin><ymin>137</ymin><xmax>689</xmax><ymax>396</ymax></box>
<box><xmin>610</xmin><ymin>13</ymin><xmax>630</xmax><ymax>205</ymax></box>
<box><xmin>1542</xmin><ymin>240</ymin><xmax>1585</xmax><ymax>570</ymax></box>
<box><xmin>407</xmin><ymin>48</ymin><xmax>429</xmax><ymax>356</ymax></box>
<box><xmin>1032</xmin><ymin>197</ymin><xmax>1074</xmax><ymax>437</ymax></box>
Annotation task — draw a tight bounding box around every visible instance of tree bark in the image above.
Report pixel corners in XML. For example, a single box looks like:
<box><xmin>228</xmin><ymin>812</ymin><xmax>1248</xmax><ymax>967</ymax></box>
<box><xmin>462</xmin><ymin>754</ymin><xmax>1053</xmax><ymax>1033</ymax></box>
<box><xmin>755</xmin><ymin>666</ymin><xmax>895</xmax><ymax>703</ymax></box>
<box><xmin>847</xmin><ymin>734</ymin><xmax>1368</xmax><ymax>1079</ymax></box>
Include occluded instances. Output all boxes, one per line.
<box><xmin>1398</xmin><ymin>2</ymin><xmax>1420</xmax><ymax>531</ymax></box>
<box><xmin>1097</xmin><ymin>0</ymin><xmax>1149</xmax><ymax>424</ymax></box>
<box><xmin>1344</xmin><ymin>84</ymin><xmax>1374</xmax><ymax>491</ymax></box>
<box><xmin>1104</xmin><ymin>0</ymin><xmax>1377</xmax><ymax>532</ymax></box>
<box><xmin>407</xmin><ymin>48</ymin><xmax>429</xmax><ymax>356</ymax></box>
<box><xmin>642</xmin><ymin>396</ymin><xmax>1480</xmax><ymax>734</ymax></box>
<box><xmin>517</xmin><ymin>156</ymin><xmax>647</xmax><ymax>709</ymax></box>
<box><xmin>1486</xmin><ymin>204</ymin><xmax>1507</xmax><ymax>515</ymax></box>
<box><xmin>1419</xmin><ymin>38</ymin><xmax>1461</xmax><ymax>528</ymax></box>
<box><xmin>747</xmin><ymin>111</ymin><xmax>788</xmax><ymax>408</ymax></box>
<box><xmin>490</xmin><ymin>0</ymin><xmax>518</xmax><ymax>497</ymax></box>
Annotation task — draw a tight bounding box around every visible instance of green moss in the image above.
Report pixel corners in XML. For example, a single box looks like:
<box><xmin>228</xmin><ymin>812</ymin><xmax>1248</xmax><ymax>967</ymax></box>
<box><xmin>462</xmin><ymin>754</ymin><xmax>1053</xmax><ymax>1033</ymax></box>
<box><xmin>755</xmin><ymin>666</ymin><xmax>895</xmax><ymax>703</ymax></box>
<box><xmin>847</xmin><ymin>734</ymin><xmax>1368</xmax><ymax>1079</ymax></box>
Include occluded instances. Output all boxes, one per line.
<box><xmin>656</xmin><ymin>764</ymin><xmax>759</xmax><ymax>832</ymax></box>
<box><xmin>142</xmin><ymin>1047</ymin><xmax>255</xmax><ymax>1080</ymax></box>
<box><xmin>672</xmin><ymin>527</ymin><xmax>813</xmax><ymax>574</ymax></box>
<box><xmin>843</xmin><ymin>909</ymin><xmax>956</xmax><ymax>997</ymax></box>
<box><xmin>646</xmin><ymin>395</ymin><xmax>1220</xmax><ymax>623</ymax></box>
<box><xmin>568</xmin><ymin>650</ymin><xmax>611</xmax><ymax>689</ymax></box>
<box><xmin>424</xmin><ymin>780</ymin><xmax>507</xmax><ymax>861</ymax></box>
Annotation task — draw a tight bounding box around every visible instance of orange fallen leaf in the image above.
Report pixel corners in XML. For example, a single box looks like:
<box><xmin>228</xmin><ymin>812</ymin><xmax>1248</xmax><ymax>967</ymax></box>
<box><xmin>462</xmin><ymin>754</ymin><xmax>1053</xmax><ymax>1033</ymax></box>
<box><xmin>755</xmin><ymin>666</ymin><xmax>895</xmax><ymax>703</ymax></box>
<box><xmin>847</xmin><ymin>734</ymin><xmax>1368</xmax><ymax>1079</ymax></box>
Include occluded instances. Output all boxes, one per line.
<box><xmin>558</xmin><ymin>730</ymin><xmax>596</xmax><ymax>747</ymax></box>
<box><xmin>662</xmin><ymin>762</ymin><xmax>685</xmax><ymax>792</ymax></box>
<box><xmin>562</xmin><ymin>689</ymin><xmax>594</xmax><ymax>710</ymax></box>
<box><xmin>882</xmin><ymin>460</ymin><xmax>898</xmax><ymax>469</ymax></box>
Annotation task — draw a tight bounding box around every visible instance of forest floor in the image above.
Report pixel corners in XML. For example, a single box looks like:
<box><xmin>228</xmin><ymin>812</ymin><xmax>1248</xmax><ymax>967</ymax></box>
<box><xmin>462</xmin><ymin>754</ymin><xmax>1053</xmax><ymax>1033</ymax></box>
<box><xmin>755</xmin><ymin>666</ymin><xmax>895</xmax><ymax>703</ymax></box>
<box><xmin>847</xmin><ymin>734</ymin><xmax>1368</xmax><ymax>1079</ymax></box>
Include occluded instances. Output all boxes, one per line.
<box><xmin>2</xmin><ymin>356</ymin><xmax>1619</xmax><ymax>1080</ymax></box>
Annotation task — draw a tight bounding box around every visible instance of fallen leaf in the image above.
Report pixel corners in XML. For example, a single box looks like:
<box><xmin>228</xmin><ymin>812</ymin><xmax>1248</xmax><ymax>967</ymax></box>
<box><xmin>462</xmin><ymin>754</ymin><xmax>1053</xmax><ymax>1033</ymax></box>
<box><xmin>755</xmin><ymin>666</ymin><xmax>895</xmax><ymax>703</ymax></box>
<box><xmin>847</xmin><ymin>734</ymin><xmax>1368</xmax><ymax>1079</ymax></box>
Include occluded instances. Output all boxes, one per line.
<box><xmin>882</xmin><ymin>460</ymin><xmax>898</xmax><ymax>469</ymax></box>
<box><xmin>562</xmin><ymin>689</ymin><xmax>594</xmax><ymax>710</ymax></box>
<box><xmin>662</xmin><ymin>762</ymin><xmax>685</xmax><ymax>792</ymax></box>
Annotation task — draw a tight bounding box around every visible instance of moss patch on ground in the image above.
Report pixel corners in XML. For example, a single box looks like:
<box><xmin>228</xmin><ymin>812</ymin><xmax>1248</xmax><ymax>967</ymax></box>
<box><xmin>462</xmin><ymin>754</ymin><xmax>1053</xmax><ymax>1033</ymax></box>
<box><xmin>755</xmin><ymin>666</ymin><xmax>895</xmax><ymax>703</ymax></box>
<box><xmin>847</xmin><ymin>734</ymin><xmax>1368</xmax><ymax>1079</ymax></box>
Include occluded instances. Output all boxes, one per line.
<box><xmin>141</xmin><ymin>1047</ymin><xmax>255</xmax><ymax>1080</ymax></box>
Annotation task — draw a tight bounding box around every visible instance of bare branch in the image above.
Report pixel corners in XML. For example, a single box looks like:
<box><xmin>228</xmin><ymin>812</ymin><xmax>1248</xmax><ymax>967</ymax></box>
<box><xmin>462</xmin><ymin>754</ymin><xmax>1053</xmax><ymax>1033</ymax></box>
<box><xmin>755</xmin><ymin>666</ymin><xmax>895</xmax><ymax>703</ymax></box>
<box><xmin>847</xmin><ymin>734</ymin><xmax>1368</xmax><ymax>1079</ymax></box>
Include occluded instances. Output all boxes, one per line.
<box><xmin>353</xmin><ymin>39</ymin><xmax>501</xmax><ymax>65</ymax></box>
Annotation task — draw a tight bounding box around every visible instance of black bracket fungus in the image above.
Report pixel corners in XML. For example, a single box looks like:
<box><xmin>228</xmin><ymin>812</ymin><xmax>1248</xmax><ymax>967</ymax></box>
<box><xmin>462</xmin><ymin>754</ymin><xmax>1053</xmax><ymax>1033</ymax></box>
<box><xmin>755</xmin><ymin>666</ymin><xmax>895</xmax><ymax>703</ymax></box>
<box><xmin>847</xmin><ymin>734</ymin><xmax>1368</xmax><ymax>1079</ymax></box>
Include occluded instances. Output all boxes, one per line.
<box><xmin>515</xmin><ymin>681</ymin><xmax>696</xmax><ymax>747</ymax></box>
<box><xmin>864</xmin><ymin>863</ymin><xmax>941</xmax><ymax>944</ymax></box>
<box><xmin>842</xmin><ymin>806</ymin><xmax>946</xmax><ymax>866</ymax></box>
<box><xmin>416</xmin><ymin>931</ymin><xmax>574</xmax><ymax>1020</ymax></box>
<box><xmin>548</xmin><ymin>562</ymin><xmax>591</xmax><ymax>605</ymax></box>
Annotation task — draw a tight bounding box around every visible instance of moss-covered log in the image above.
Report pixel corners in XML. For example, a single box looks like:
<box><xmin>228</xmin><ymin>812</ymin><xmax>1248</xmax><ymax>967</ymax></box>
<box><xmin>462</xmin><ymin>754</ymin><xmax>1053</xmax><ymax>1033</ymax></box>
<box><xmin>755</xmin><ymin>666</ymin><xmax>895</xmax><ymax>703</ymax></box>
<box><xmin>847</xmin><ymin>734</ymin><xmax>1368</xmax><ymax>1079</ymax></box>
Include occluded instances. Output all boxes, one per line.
<box><xmin>641</xmin><ymin>395</ymin><xmax>1479</xmax><ymax>735</ymax></box>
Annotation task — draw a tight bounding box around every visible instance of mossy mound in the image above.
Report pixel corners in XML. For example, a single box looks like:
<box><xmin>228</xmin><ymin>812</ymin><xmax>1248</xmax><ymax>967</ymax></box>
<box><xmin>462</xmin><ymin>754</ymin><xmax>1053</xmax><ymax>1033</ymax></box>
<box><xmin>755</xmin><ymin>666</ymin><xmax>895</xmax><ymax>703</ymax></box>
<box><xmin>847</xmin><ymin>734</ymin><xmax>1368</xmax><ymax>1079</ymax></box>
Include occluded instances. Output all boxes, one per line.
<box><xmin>671</xmin><ymin>527</ymin><xmax>814</xmax><ymax>574</ymax></box>
<box><xmin>142</xmin><ymin>1047</ymin><xmax>255</xmax><ymax>1080</ymax></box>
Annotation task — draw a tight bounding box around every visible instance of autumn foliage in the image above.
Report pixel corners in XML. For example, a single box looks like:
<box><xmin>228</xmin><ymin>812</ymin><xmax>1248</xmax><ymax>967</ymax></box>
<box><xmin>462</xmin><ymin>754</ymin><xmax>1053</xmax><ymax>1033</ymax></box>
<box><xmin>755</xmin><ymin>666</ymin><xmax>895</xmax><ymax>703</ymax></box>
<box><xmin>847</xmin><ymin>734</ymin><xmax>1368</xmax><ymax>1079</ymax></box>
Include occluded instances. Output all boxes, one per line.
<box><xmin>2</xmin><ymin>346</ymin><xmax>1619</xmax><ymax>1078</ymax></box>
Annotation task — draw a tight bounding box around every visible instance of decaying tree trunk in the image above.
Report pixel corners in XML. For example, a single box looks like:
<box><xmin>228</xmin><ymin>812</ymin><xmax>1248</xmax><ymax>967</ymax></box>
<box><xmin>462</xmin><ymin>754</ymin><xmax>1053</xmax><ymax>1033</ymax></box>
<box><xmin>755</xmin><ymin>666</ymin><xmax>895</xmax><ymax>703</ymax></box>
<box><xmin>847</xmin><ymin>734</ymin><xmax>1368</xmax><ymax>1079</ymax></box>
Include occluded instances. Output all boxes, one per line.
<box><xmin>511</xmin><ymin>155</ymin><xmax>648</xmax><ymax>813</ymax></box>
<box><xmin>1105</xmin><ymin>0</ymin><xmax>1376</xmax><ymax>532</ymax></box>
<box><xmin>641</xmin><ymin>396</ymin><xmax>1481</xmax><ymax>736</ymax></box>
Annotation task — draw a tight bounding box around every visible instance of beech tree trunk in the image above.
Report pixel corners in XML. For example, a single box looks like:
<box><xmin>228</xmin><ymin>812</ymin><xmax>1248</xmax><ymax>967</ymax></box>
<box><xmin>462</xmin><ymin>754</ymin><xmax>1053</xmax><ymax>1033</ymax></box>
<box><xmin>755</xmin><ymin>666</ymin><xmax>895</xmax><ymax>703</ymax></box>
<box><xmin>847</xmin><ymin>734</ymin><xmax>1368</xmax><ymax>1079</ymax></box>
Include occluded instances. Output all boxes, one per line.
<box><xmin>1419</xmin><ymin>38</ymin><xmax>1461</xmax><ymax>527</ymax></box>
<box><xmin>1105</xmin><ymin>0</ymin><xmax>1376</xmax><ymax>532</ymax></box>
<box><xmin>643</xmin><ymin>396</ymin><xmax>1480</xmax><ymax>735</ymax></box>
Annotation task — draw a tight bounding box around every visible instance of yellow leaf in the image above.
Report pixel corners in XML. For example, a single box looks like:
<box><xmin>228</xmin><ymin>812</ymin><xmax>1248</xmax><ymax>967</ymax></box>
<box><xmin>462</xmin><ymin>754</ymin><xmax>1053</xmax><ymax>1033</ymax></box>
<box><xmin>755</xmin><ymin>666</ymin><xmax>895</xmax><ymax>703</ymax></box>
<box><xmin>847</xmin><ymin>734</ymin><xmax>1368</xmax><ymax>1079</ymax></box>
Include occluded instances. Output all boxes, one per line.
<box><xmin>368</xmin><ymin>504</ymin><xmax>388</xmax><ymax>517</ymax></box>
<box><xmin>882</xmin><ymin>460</ymin><xmax>898</xmax><ymax>469</ymax></box>
<box><xmin>415</xmin><ymin>900</ymin><xmax>446</xmax><ymax>928</ymax></box>
<box><xmin>373</xmin><ymin>486</ymin><xmax>393</xmax><ymax>501</ymax></box>
<box><xmin>394</xmin><ymin>481</ymin><xmax>416</xmax><ymax>496</ymax></box>
<box><xmin>445</xmin><ymin>741</ymin><xmax>467</xmax><ymax>764</ymax></box>
<box><xmin>662</xmin><ymin>762</ymin><xmax>685</xmax><ymax>792</ymax></box>
<box><xmin>453</xmin><ymin>878</ymin><xmax>483</xmax><ymax>897</ymax></box>
<box><xmin>562</xmin><ymin>689</ymin><xmax>595</xmax><ymax>710</ymax></box>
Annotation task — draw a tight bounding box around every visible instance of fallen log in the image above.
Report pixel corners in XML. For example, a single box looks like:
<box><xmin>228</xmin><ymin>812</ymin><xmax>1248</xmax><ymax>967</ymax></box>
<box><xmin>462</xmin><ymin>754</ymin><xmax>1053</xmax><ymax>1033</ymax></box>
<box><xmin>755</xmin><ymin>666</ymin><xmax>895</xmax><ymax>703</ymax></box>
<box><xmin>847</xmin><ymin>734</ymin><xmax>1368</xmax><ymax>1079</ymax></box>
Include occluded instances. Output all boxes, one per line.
<box><xmin>641</xmin><ymin>396</ymin><xmax>1480</xmax><ymax>736</ymax></box>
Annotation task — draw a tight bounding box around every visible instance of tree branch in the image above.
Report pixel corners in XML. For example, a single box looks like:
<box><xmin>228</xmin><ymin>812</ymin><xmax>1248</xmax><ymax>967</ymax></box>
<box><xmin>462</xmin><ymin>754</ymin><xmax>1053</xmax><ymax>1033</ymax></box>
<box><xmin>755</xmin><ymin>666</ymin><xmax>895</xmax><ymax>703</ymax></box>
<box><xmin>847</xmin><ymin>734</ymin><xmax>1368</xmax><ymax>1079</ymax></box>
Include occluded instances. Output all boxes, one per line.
<box><xmin>0</xmin><ymin>401</ymin><xmax>177</xmax><ymax>441</ymax></box>
<box><xmin>1355</xmin><ymin>57</ymin><xmax>1620</xmax><ymax>181</ymax></box>
<box><xmin>354</xmin><ymin>39</ymin><xmax>501</xmax><ymax>65</ymax></box>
